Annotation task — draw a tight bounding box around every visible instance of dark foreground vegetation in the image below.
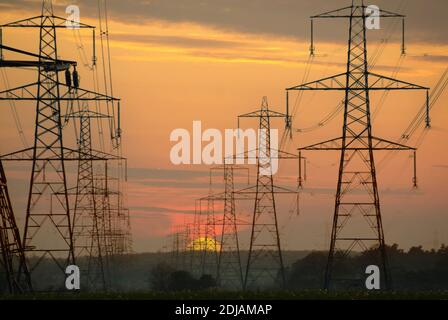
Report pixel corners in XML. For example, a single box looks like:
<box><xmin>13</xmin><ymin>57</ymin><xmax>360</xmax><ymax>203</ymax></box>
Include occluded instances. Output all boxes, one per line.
<box><xmin>287</xmin><ymin>244</ymin><xmax>448</xmax><ymax>291</ymax></box>
<box><xmin>148</xmin><ymin>244</ymin><xmax>448</xmax><ymax>292</ymax></box>
<box><xmin>2</xmin><ymin>244</ymin><xmax>448</xmax><ymax>298</ymax></box>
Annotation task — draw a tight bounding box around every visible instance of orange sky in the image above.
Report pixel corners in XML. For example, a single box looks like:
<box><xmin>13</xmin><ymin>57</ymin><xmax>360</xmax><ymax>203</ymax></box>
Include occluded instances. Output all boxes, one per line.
<box><xmin>0</xmin><ymin>1</ymin><xmax>447</xmax><ymax>252</ymax></box>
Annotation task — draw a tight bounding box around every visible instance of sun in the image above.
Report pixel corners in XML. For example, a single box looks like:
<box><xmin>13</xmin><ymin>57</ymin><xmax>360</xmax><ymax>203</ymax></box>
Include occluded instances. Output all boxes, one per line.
<box><xmin>187</xmin><ymin>237</ymin><xmax>221</xmax><ymax>252</ymax></box>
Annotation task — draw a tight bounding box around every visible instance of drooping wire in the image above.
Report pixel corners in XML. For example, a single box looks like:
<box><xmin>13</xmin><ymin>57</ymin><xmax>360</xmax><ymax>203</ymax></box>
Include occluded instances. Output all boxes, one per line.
<box><xmin>96</xmin><ymin>0</ymin><xmax>115</xmax><ymax>153</ymax></box>
<box><xmin>289</xmin><ymin>0</ymin><xmax>408</xmax><ymax>138</ymax></box>
<box><xmin>403</xmin><ymin>68</ymin><xmax>448</xmax><ymax>140</ymax></box>
<box><xmin>284</xmin><ymin>0</ymin><xmax>409</xmax><ymax>225</ymax></box>
<box><xmin>0</xmin><ymin>68</ymin><xmax>28</xmax><ymax>147</ymax></box>
<box><xmin>377</xmin><ymin>68</ymin><xmax>448</xmax><ymax>171</ymax></box>
<box><xmin>280</xmin><ymin>54</ymin><xmax>315</xmax><ymax>151</ymax></box>
<box><xmin>98</xmin><ymin>0</ymin><xmax>119</xmax><ymax>149</ymax></box>
<box><xmin>72</xmin><ymin>28</ymin><xmax>94</xmax><ymax>71</ymax></box>
<box><xmin>371</xmin><ymin>55</ymin><xmax>405</xmax><ymax>121</ymax></box>
<box><xmin>69</xmin><ymin>12</ymin><xmax>106</xmax><ymax>151</ymax></box>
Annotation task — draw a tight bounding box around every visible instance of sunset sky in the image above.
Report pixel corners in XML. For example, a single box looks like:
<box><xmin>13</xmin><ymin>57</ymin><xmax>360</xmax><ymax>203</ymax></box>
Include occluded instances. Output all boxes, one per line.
<box><xmin>0</xmin><ymin>0</ymin><xmax>447</xmax><ymax>253</ymax></box>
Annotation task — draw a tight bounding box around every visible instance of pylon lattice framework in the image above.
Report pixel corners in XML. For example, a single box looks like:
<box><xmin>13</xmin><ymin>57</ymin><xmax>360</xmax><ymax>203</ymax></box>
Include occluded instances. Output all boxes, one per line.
<box><xmin>200</xmin><ymin>192</ymin><xmax>219</xmax><ymax>277</ymax></box>
<box><xmin>70</xmin><ymin>99</ymin><xmax>107</xmax><ymax>290</ymax></box>
<box><xmin>0</xmin><ymin>0</ymin><xmax>123</xmax><ymax>290</ymax></box>
<box><xmin>238</xmin><ymin>97</ymin><xmax>298</xmax><ymax>289</ymax></box>
<box><xmin>286</xmin><ymin>0</ymin><xmax>429</xmax><ymax>290</ymax></box>
<box><xmin>0</xmin><ymin>160</ymin><xmax>32</xmax><ymax>293</ymax></box>
<box><xmin>216</xmin><ymin>164</ymin><xmax>244</xmax><ymax>289</ymax></box>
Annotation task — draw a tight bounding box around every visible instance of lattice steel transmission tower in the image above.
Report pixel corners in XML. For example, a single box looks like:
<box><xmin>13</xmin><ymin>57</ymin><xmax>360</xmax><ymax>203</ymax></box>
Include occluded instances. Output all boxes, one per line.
<box><xmin>238</xmin><ymin>97</ymin><xmax>297</xmax><ymax>290</ymax></box>
<box><xmin>198</xmin><ymin>165</ymin><xmax>249</xmax><ymax>286</ymax></box>
<box><xmin>0</xmin><ymin>0</ymin><xmax>120</xmax><ymax>289</ymax></box>
<box><xmin>18</xmin><ymin>0</ymin><xmax>75</xmax><ymax>285</ymax></box>
<box><xmin>216</xmin><ymin>164</ymin><xmax>244</xmax><ymax>289</ymax></box>
<box><xmin>186</xmin><ymin>201</ymin><xmax>203</xmax><ymax>277</ymax></box>
<box><xmin>170</xmin><ymin>227</ymin><xmax>181</xmax><ymax>270</ymax></box>
<box><xmin>70</xmin><ymin>100</ymin><xmax>107</xmax><ymax>291</ymax></box>
<box><xmin>200</xmin><ymin>188</ymin><xmax>219</xmax><ymax>277</ymax></box>
<box><xmin>287</xmin><ymin>0</ymin><xmax>429</xmax><ymax>290</ymax></box>
<box><xmin>182</xmin><ymin>224</ymin><xmax>191</xmax><ymax>271</ymax></box>
<box><xmin>172</xmin><ymin>224</ymin><xmax>189</xmax><ymax>271</ymax></box>
<box><xmin>0</xmin><ymin>160</ymin><xmax>32</xmax><ymax>293</ymax></box>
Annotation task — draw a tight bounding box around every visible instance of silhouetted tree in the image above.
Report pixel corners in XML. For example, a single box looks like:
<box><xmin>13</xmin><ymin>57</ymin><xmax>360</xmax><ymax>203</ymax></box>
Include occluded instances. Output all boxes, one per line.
<box><xmin>168</xmin><ymin>270</ymin><xmax>197</xmax><ymax>291</ymax></box>
<box><xmin>197</xmin><ymin>274</ymin><xmax>217</xmax><ymax>289</ymax></box>
<box><xmin>287</xmin><ymin>251</ymin><xmax>327</xmax><ymax>289</ymax></box>
<box><xmin>150</xmin><ymin>262</ymin><xmax>175</xmax><ymax>291</ymax></box>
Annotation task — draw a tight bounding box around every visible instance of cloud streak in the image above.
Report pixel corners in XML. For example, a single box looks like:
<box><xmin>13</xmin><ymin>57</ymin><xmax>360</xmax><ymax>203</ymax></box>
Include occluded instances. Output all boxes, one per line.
<box><xmin>1</xmin><ymin>0</ymin><xmax>447</xmax><ymax>44</ymax></box>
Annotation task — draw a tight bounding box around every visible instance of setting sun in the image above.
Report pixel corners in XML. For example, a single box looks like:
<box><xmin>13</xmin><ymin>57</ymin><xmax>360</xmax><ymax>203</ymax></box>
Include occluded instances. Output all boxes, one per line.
<box><xmin>188</xmin><ymin>237</ymin><xmax>221</xmax><ymax>252</ymax></box>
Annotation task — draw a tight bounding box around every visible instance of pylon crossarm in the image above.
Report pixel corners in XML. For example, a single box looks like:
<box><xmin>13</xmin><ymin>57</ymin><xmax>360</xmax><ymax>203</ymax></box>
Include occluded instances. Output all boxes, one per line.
<box><xmin>299</xmin><ymin>136</ymin><xmax>416</xmax><ymax>151</ymax></box>
<box><xmin>0</xmin><ymin>82</ymin><xmax>38</xmax><ymax>100</ymax></box>
<box><xmin>0</xmin><ymin>147</ymin><xmax>124</xmax><ymax>161</ymax></box>
<box><xmin>287</xmin><ymin>73</ymin><xmax>346</xmax><ymax>91</ymax></box>
<box><xmin>89</xmin><ymin>149</ymin><xmax>126</xmax><ymax>161</ymax></box>
<box><xmin>60</xmin><ymin>84</ymin><xmax>120</xmax><ymax>101</ymax></box>
<box><xmin>231</xmin><ymin>148</ymin><xmax>299</xmax><ymax>161</ymax></box>
<box><xmin>0</xmin><ymin>60</ymin><xmax>73</xmax><ymax>69</ymax></box>
<box><xmin>377</xmin><ymin>9</ymin><xmax>406</xmax><ymax>18</ymax></box>
<box><xmin>0</xmin><ymin>147</ymin><xmax>33</xmax><ymax>160</ymax></box>
<box><xmin>0</xmin><ymin>15</ymin><xmax>42</xmax><ymax>27</ymax></box>
<box><xmin>52</xmin><ymin>15</ymin><xmax>94</xmax><ymax>28</ymax></box>
<box><xmin>198</xmin><ymin>190</ymin><xmax>252</xmax><ymax>201</ymax></box>
<box><xmin>368</xmin><ymin>73</ymin><xmax>429</xmax><ymax>90</ymax></box>
<box><xmin>299</xmin><ymin>137</ymin><xmax>343</xmax><ymax>150</ymax></box>
<box><xmin>311</xmin><ymin>6</ymin><xmax>404</xmax><ymax>19</ymax></box>
<box><xmin>0</xmin><ymin>82</ymin><xmax>119</xmax><ymax>101</ymax></box>
<box><xmin>234</xmin><ymin>184</ymin><xmax>297</xmax><ymax>195</ymax></box>
<box><xmin>287</xmin><ymin>72</ymin><xmax>428</xmax><ymax>91</ymax></box>
<box><xmin>0</xmin><ymin>44</ymin><xmax>77</xmax><ymax>67</ymax></box>
<box><xmin>63</xmin><ymin>110</ymin><xmax>113</xmax><ymax>119</ymax></box>
<box><xmin>239</xmin><ymin>110</ymin><xmax>288</xmax><ymax>118</ymax></box>
<box><xmin>0</xmin><ymin>15</ymin><xmax>94</xmax><ymax>29</ymax></box>
<box><xmin>311</xmin><ymin>6</ymin><xmax>352</xmax><ymax>18</ymax></box>
<box><xmin>371</xmin><ymin>136</ymin><xmax>416</xmax><ymax>150</ymax></box>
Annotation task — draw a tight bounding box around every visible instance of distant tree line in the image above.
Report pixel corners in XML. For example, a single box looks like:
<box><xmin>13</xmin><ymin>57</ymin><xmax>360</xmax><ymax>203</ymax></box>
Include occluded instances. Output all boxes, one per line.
<box><xmin>3</xmin><ymin>244</ymin><xmax>448</xmax><ymax>293</ymax></box>
<box><xmin>286</xmin><ymin>244</ymin><xmax>448</xmax><ymax>290</ymax></box>
<box><xmin>150</xmin><ymin>262</ymin><xmax>217</xmax><ymax>291</ymax></box>
<box><xmin>150</xmin><ymin>244</ymin><xmax>448</xmax><ymax>291</ymax></box>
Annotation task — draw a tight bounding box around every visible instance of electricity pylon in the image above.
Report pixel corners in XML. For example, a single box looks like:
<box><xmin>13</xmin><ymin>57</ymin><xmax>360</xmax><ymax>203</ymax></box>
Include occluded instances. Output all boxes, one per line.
<box><xmin>70</xmin><ymin>100</ymin><xmax>107</xmax><ymax>291</ymax></box>
<box><xmin>0</xmin><ymin>0</ymin><xmax>120</xmax><ymax>290</ymax></box>
<box><xmin>182</xmin><ymin>224</ymin><xmax>191</xmax><ymax>271</ymax></box>
<box><xmin>170</xmin><ymin>227</ymin><xmax>182</xmax><ymax>270</ymax></box>
<box><xmin>238</xmin><ymin>97</ymin><xmax>298</xmax><ymax>290</ymax></box>
<box><xmin>216</xmin><ymin>163</ymin><xmax>244</xmax><ymax>289</ymax></box>
<box><xmin>187</xmin><ymin>201</ymin><xmax>203</xmax><ymax>277</ymax></box>
<box><xmin>200</xmin><ymin>187</ymin><xmax>219</xmax><ymax>277</ymax></box>
<box><xmin>102</xmin><ymin>167</ymin><xmax>132</xmax><ymax>257</ymax></box>
<box><xmin>287</xmin><ymin>0</ymin><xmax>429</xmax><ymax>290</ymax></box>
<box><xmin>198</xmin><ymin>165</ymin><xmax>249</xmax><ymax>287</ymax></box>
<box><xmin>0</xmin><ymin>160</ymin><xmax>32</xmax><ymax>293</ymax></box>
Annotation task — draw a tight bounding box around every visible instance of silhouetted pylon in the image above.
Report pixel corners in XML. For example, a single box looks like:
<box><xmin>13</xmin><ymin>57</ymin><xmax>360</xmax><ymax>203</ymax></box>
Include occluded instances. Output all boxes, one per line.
<box><xmin>239</xmin><ymin>97</ymin><xmax>288</xmax><ymax>290</ymax></box>
<box><xmin>217</xmin><ymin>163</ymin><xmax>244</xmax><ymax>289</ymax></box>
<box><xmin>0</xmin><ymin>161</ymin><xmax>32</xmax><ymax>293</ymax></box>
<box><xmin>200</xmin><ymin>187</ymin><xmax>219</xmax><ymax>277</ymax></box>
<box><xmin>287</xmin><ymin>0</ymin><xmax>429</xmax><ymax>290</ymax></box>
<box><xmin>0</xmin><ymin>0</ymin><xmax>122</xmax><ymax>290</ymax></box>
